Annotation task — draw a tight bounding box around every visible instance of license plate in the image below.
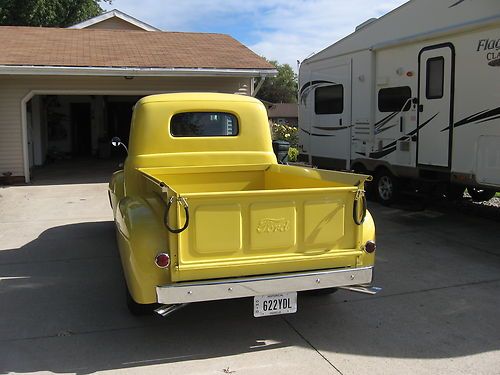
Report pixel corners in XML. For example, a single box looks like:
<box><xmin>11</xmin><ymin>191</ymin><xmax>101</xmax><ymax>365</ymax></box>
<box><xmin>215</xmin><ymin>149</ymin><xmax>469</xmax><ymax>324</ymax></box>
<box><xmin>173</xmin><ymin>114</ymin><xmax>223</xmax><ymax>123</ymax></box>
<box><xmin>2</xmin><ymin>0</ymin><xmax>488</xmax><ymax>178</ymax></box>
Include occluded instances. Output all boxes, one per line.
<box><xmin>253</xmin><ymin>292</ymin><xmax>297</xmax><ymax>317</ymax></box>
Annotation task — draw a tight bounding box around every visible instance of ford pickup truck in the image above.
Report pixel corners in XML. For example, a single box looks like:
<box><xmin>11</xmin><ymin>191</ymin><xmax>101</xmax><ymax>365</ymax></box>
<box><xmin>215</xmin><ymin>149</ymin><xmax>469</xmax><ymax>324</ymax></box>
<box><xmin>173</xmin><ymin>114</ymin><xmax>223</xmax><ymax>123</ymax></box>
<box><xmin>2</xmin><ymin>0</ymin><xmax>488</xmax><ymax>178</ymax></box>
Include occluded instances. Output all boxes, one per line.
<box><xmin>109</xmin><ymin>93</ymin><xmax>378</xmax><ymax>317</ymax></box>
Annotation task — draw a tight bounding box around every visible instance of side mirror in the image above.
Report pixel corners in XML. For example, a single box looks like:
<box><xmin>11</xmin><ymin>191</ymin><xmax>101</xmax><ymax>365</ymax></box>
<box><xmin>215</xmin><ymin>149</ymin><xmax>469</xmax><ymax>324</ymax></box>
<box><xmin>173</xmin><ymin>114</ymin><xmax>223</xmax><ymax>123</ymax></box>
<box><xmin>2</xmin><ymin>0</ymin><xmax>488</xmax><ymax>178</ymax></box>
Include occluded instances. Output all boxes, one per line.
<box><xmin>111</xmin><ymin>136</ymin><xmax>128</xmax><ymax>154</ymax></box>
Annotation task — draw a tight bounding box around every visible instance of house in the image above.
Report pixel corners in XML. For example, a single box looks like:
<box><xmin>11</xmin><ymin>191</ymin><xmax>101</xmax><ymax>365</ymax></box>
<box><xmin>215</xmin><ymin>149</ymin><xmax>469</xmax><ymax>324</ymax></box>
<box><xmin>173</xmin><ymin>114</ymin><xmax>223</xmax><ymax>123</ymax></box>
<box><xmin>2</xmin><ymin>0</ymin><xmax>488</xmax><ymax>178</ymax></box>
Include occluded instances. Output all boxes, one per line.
<box><xmin>267</xmin><ymin>103</ymin><xmax>298</xmax><ymax>127</ymax></box>
<box><xmin>0</xmin><ymin>11</ymin><xmax>275</xmax><ymax>183</ymax></box>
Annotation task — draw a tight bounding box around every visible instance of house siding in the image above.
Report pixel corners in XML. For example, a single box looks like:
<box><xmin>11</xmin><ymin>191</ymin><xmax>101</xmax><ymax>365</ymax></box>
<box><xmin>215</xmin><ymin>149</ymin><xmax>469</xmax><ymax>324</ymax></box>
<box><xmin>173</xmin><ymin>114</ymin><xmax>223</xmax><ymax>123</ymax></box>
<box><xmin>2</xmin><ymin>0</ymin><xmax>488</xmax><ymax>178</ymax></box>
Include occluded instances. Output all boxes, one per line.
<box><xmin>83</xmin><ymin>17</ymin><xmax>147</xmax><ymax>31</ymax></box>
<box><xmin>0</xmin><ymin>75</ymin><xmax>251</xmax><ymax>178</ymax></box>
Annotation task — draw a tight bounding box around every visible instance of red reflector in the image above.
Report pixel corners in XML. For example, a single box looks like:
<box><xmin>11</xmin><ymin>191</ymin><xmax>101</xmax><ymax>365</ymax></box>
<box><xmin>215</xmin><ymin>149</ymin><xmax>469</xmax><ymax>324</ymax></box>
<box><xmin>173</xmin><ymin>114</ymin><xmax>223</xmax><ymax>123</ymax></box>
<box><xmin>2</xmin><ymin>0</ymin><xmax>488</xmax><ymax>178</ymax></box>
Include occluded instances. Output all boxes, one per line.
<box><xmin>365</xmin><ymin>240</ymin><xmax>376</xmax><ymax>253</ymax></box>
<box><xmin>155</xmin><ymin>253</ymin><xmax>170</xmax><ymax>268</ymax></box>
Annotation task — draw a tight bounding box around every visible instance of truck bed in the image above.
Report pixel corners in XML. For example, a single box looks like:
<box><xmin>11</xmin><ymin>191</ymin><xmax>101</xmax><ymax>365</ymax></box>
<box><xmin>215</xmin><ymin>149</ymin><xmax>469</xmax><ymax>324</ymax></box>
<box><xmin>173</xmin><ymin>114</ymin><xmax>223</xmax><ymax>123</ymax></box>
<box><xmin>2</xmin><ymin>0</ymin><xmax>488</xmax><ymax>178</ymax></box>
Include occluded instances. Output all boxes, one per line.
<box><xmin>139</xmin><ymin>164</ymin><xmax>370</xmax><ymax>282</ymax></box>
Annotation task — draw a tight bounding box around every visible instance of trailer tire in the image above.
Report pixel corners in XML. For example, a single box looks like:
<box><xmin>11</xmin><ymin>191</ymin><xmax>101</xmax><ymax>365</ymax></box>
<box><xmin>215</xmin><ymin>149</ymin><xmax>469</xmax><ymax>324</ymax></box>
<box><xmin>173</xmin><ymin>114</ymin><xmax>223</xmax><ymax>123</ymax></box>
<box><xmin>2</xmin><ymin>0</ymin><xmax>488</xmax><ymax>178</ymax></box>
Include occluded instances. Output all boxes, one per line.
<box><xmin>375</xmin><ymin>169</ymin><xmax>399</xmax><ymax>206</ymax></box>
<box><xmin>445</xmin><ymin>184</ymin><xmax>464</xmax><ymax>201</ymax></box>
<box><xmin>467</xmin><ymin>187</ymin><xmax>496</xmax><ymax>202</ymax></box>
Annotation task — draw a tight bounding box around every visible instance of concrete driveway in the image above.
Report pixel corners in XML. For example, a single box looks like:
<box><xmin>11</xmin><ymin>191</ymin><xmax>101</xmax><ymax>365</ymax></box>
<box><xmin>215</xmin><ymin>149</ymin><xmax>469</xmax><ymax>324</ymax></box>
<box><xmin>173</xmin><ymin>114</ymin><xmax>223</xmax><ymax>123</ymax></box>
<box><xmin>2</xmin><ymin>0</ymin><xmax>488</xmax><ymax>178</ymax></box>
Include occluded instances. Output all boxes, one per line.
<box><xmin>0</xmin><ymin>181</ymin><xmax>499</xmax><ymax>375</ymax></box>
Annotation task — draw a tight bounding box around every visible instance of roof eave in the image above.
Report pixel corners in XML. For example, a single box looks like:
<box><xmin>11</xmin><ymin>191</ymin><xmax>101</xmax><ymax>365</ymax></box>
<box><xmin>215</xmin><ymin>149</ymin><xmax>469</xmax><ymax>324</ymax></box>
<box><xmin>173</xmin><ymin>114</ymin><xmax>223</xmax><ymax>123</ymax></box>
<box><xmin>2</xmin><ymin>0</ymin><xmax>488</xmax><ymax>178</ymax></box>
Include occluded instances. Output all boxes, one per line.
<box><xmin>0</xmin><ymin>65</ymin><xmax>278</xmax><ymax>78</ymax></box>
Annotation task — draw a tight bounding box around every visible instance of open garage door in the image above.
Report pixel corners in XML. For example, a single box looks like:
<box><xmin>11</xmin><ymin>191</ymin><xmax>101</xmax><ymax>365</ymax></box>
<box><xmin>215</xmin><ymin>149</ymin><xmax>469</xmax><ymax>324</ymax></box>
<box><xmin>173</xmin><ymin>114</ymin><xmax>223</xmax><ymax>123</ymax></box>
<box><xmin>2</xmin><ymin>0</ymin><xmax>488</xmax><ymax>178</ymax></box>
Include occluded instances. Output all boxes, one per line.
<box><xmin>26</xmin><ymin>94</ymin><xmax>144</xmax><ymax>184</ymax></box>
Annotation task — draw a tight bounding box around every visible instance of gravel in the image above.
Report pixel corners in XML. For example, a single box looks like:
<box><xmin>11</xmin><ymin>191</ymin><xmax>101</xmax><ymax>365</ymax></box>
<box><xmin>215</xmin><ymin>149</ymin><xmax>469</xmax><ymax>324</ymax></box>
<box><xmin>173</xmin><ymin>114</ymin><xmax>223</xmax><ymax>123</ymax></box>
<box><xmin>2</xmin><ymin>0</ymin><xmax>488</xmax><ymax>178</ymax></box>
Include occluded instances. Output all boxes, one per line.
<box><xmin>450</xmin><ymin>195</ymin><xmax>500</xmax><ymax>221</ymax></box>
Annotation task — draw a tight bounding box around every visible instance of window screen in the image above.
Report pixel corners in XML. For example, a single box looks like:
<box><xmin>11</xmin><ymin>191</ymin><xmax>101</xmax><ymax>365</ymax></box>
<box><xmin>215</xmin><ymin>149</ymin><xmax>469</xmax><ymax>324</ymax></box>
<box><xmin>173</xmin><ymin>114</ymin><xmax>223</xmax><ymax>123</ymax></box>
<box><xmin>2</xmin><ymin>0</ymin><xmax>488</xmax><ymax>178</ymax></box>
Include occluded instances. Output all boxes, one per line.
<box><xmin>170</xmin><ymin>112</ymin><xmax>238</xmax><ymax>137</ymax></box>
<box><xmin>378</xmin><ymin>86</ymin><xmax>412</xmax><ymax>112</ymax></box>
<box><xmin>426</xmin><ymin>57</ymin><xmax>444</xmax><ymax>99</ymax></box>
<box><xmin>315</xmin><ymin>84</ymin><xmax>344</xmax><ymax>114</ymax></box>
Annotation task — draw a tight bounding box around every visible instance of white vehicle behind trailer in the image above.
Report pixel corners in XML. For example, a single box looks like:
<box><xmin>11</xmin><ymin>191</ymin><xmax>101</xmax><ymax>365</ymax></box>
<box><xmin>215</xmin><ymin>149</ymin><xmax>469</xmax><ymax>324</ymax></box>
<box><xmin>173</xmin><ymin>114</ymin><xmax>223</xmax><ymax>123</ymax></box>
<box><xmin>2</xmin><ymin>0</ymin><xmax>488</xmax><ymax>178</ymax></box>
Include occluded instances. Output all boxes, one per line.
<box><xmin>298</xmin><ymin>0</ymin><xmax>500</xmax><ymax>204</ymax></box>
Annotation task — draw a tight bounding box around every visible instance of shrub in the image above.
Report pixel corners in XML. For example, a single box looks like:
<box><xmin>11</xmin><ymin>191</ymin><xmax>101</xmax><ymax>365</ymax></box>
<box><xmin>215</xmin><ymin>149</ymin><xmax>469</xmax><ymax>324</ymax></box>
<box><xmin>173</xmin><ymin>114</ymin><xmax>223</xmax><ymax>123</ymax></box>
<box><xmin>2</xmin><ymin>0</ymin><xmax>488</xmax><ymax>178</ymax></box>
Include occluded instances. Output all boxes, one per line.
<box><xmin>288</xmin><ymin>147</ymin><xmax>299</xmax><ymax>162</ymax></box>
<box><xmin>270</xmin><ymin>122</ymin><xmax>298</xmax><ymax>148</ymax></box>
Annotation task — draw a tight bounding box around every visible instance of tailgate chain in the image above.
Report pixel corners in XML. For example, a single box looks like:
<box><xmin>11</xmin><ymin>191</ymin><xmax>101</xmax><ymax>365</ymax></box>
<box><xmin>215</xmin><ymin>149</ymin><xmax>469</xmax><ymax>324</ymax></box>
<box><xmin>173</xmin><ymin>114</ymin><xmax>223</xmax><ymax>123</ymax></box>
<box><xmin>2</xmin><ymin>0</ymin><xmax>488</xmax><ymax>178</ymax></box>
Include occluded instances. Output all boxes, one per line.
<box><xmin>353</xmin><ymin>188</ymin><xmax>367</xmax><ymax>225</ymax></box>
<box><xmin>164</xmin><ymin>196</ymin><xmax>190</xmax><ymax>234</ymax></box>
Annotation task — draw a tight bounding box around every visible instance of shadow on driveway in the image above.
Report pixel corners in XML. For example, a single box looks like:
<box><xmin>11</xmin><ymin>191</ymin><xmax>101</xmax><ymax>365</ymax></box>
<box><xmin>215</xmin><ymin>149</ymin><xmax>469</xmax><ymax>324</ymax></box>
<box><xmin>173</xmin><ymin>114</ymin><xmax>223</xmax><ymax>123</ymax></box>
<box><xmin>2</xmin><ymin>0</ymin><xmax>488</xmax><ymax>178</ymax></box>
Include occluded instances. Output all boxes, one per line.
<box><xmin>0</xmin><ymin>213</ymin><xmax>499</xmax><ymax>373</ymax></box>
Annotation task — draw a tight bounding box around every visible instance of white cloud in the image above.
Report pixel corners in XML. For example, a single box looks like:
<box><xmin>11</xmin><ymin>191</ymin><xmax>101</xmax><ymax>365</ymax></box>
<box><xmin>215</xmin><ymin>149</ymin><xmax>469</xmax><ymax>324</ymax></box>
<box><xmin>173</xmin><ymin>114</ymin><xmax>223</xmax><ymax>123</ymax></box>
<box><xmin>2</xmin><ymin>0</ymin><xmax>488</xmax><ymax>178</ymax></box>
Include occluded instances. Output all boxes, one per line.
<box><xmin>246</xmin><ymin>0</ymin><xmax>408</xmax><ymax>69</ymax></box>
<box><xmin>106</xmin><ymin>0</ymin><xmax>408</xmax><ymax>70</ymax></box>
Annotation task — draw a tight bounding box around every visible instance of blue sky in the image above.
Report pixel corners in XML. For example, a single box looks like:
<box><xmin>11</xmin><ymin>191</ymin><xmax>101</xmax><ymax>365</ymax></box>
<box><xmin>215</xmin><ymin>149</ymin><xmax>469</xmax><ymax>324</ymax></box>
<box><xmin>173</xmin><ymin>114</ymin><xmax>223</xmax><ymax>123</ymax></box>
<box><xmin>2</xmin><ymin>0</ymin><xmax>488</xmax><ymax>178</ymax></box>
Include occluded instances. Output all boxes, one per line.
<box><xmin>104</xmin><ymin>0</ymin><xmax>408</xmax><ymax>70</ymax></box>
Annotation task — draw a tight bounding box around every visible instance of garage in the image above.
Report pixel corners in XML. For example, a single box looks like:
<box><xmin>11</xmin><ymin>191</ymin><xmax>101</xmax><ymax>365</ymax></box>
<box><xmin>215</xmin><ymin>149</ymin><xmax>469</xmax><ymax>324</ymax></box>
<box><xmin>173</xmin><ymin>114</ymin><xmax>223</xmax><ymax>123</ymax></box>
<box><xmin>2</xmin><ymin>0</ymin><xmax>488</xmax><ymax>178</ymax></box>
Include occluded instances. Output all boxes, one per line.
<box><xmin>27</xmin><ymin>94</ymin><xmax>139</xmax><ymax>165</ymax></box>
<box><xmin>0</xmin><ymin>25</ymin><xmax>276</xmax><ymax>183</ymax></box>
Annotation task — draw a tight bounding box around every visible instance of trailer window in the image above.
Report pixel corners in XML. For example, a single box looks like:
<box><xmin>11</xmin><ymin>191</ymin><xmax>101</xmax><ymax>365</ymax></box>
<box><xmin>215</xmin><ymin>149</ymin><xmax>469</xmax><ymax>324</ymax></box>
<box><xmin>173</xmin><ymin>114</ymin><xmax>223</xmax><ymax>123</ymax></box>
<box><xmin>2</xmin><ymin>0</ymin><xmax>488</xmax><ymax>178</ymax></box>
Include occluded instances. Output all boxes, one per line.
<box><xmin>378</xmin><ymin>86</ymin><xmax>412</xmax><ymax>112</ymax></box>
<box><xmin>170</xmin><ymin>112</ymin><xmax>239</xmax><ymax>137</ymax></box>
<box><xmin>426</xmin><ymin>57</ymin><xmax>444</xmax><ymax>99</ymax></box>
<box><xmin>315</xmin><ymin>84</ymin><xmax>344</xmax><ymax>114</ymax></box>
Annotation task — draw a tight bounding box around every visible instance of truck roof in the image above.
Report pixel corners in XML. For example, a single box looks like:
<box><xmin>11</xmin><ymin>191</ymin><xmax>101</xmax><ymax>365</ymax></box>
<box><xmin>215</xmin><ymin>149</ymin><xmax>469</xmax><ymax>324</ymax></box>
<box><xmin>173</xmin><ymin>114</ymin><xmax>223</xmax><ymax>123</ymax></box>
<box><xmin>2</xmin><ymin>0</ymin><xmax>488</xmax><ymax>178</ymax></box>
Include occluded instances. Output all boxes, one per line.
<box><xmin>138</xmin><ymin>92</ymin><xmax>263</xmax><ymax>105</ymax></box>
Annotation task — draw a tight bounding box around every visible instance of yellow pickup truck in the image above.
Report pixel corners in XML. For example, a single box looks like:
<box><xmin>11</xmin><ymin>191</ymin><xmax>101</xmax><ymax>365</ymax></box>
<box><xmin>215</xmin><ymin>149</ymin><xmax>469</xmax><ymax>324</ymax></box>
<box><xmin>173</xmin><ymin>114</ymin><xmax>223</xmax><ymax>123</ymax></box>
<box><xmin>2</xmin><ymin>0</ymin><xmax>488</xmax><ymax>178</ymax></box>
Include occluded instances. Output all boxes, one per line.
<box><xmin>109</xmin><ymin>93</ymin><xmax>378</xmax><ymax>317</ymax></box>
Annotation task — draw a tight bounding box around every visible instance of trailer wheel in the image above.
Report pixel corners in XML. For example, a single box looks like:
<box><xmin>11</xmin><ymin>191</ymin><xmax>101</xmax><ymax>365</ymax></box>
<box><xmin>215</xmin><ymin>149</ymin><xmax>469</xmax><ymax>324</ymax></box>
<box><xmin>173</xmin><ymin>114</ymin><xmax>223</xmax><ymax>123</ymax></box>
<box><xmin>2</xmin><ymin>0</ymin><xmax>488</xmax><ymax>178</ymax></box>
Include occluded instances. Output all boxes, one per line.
<box><xmin>126</xmin><ymin>288</ymin><xmax>158</xmax><ymax>316</ymax></box>
<box><xmin>375</xmin><ymin>169</ymin><xmax>399</xmax><ymax>205</ymax></box>
<box><xmin>467</xmin><ymin>187</ymin><xmax>496</xmax><ymax>202</ymax></box>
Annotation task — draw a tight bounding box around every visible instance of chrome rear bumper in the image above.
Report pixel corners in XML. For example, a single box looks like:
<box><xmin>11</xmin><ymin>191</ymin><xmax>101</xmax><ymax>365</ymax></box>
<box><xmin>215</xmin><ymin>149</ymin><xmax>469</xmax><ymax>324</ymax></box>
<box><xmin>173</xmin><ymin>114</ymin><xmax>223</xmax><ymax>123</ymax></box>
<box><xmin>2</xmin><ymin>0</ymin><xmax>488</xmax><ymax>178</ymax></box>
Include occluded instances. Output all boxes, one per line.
<box><xmin>156</xmin><ymin>266</ymin><xmax>373</xmax><ymax>304</ymax></box>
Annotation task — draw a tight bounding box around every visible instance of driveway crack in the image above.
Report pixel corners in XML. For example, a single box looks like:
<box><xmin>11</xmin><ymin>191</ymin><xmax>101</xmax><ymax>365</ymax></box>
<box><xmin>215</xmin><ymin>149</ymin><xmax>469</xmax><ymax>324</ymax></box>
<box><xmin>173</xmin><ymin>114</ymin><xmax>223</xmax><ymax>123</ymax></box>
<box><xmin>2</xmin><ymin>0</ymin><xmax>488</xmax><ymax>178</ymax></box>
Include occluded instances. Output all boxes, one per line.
<box><xmin>282</xmin><ymin>316</ymin><xmax>343</xmax><ymax>375</ymax></box>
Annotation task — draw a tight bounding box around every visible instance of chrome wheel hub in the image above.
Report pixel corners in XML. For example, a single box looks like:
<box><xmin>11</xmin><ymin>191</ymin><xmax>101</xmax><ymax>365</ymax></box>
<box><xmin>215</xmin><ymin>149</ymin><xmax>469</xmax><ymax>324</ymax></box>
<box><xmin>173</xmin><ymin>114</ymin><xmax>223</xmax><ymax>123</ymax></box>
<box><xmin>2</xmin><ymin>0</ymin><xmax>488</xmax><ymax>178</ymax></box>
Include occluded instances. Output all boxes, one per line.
<box><xmin>378</xmin><ymin>176</ymin><xmax>393</xmax><ymax>201</ymax></box>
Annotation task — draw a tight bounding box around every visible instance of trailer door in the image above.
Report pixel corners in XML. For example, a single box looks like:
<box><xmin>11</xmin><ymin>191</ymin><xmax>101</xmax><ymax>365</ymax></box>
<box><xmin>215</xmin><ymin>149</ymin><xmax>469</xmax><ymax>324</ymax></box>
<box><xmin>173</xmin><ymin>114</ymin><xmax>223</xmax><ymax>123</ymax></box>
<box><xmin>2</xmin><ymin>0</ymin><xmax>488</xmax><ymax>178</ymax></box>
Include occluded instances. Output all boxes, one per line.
<box><xmin>417</xmin><ymin>44</ymin><xmax>455</xmax><ymax>168</ymax></box>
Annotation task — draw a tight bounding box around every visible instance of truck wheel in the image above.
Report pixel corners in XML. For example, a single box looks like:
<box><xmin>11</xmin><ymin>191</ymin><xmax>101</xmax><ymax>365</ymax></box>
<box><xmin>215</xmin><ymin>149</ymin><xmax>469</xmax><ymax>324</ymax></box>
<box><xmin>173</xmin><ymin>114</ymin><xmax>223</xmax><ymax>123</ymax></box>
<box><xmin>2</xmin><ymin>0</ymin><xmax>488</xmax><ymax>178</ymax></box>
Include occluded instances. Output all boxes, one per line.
<box><xmin>375</xmin><ymin>169</ymin><xmax>399</xmax><ymax>205</ymax></box>
<box><xmin>126</xmin><ymin>288</ymin><xmax>158</xmax><ymax>316</ymax></box>
<box><xmin>468</xmin><ymin>187</ymin><xmax>496</xmax><ymax>202</ymax></box>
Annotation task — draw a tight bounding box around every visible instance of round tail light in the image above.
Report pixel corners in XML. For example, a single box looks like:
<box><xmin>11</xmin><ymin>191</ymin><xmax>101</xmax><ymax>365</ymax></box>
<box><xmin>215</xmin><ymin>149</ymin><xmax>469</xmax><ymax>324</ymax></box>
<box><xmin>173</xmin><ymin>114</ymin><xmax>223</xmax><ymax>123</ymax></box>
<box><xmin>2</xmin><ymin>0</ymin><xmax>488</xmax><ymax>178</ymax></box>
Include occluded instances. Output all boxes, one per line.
<box><xmin>365</xmin><ymin>240</ymin><xmax>376</xmax><ymax>253</ymax></box>
<box><xmin>155</xmin><ymin>253</ymin><xmax>170</xmax><ymax>268</ymax></box>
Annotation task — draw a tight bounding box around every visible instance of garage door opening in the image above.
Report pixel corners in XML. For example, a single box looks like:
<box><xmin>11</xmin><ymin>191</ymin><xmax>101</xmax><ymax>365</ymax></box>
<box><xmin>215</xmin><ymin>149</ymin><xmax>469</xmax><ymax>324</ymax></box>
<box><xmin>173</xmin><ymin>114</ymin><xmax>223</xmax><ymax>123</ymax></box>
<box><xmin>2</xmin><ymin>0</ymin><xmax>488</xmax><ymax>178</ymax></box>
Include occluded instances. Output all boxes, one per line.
<box><xmin>26</xmin><ymin>94</ymin><xmax>143</xmax><ymax>183</ymax></box>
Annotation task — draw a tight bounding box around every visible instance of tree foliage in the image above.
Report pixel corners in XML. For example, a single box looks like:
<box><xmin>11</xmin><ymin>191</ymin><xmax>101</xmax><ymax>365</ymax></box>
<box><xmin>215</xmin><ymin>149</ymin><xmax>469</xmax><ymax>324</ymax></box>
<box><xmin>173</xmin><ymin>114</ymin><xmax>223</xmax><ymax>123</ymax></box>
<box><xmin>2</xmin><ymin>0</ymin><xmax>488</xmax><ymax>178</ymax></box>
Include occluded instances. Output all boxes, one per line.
<box><xmin>256</xmin><ymin>59</ymin><xmax>298</xmax><ymax>104</ymax></box>
<box><xmin>0</xmin><ymin>0</ymin><xmax>111</xmax><ymax>27</ymax></box>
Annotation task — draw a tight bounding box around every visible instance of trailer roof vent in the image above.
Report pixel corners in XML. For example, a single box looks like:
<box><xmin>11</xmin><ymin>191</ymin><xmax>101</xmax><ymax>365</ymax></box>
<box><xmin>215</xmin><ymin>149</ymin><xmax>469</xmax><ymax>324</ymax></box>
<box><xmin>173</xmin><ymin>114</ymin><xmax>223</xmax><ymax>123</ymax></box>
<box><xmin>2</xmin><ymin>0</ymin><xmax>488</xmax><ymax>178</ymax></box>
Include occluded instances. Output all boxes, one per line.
<box><xmin>355</xmin><ymin>18</ymin><xmax>377</xmax><ymax>32</ymax></box>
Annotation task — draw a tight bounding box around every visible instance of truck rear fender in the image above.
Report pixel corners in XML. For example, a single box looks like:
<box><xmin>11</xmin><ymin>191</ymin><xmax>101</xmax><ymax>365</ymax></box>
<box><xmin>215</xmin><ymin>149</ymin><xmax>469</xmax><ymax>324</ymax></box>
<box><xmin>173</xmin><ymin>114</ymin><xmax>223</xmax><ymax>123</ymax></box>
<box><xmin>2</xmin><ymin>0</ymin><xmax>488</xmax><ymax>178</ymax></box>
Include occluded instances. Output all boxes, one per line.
<box><xmin>359</xmin><ymin>210</ymin><xmax>376</xmax><ymax>267</ymax></box>
<box><xmin>115</xmin><ymin>195</ymin><xmax>170</xmax><ymax>304</ymax></box>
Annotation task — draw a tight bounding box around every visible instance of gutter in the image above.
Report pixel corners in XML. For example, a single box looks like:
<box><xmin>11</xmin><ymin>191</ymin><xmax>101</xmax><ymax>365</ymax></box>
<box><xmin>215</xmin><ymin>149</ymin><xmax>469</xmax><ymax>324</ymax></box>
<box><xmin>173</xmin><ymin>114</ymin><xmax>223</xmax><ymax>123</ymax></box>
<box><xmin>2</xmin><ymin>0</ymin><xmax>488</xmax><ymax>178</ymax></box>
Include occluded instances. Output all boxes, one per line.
<box><xmin>0</xmin><ymin>65</ymin><xmax>277</xmax><ymax>78</ymax></box>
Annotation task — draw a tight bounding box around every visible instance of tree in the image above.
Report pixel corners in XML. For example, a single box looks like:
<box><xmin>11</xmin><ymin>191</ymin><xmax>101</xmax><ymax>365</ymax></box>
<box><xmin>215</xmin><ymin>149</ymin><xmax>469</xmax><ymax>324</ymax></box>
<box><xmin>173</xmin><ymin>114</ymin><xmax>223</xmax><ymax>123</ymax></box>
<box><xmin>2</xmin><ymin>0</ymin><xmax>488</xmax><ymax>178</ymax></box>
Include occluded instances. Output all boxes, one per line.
<box><xmin>0</xmin><ymin>0</ymin><xmax>111</xmax><ymax>28</ymax></box>
<box><xmin>256</xmin><ymin>59</ymin><xmax>298</xmax><ymax>103</ymax></box>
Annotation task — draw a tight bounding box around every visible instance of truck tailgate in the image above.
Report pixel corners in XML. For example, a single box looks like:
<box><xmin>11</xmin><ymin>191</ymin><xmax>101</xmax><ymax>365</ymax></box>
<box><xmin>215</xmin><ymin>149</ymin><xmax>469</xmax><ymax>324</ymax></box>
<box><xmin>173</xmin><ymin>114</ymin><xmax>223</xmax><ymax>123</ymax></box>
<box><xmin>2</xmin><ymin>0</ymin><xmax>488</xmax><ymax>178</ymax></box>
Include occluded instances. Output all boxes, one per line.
<box><xmin>171</xmin><ymin>187</ymin><xmax>363</xmax><ymax>281</ymax></box>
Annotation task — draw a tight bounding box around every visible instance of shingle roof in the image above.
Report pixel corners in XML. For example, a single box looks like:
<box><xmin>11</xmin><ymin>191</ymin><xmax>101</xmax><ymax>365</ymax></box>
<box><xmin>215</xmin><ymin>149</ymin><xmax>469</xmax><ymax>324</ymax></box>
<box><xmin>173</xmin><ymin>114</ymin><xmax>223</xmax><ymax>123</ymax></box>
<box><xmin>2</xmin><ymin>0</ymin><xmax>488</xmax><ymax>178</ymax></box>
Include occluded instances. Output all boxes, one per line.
<box><xmin>0</xmin><ymin>26</ymin><xmax>274</xmax><ymax>70</ymax></box>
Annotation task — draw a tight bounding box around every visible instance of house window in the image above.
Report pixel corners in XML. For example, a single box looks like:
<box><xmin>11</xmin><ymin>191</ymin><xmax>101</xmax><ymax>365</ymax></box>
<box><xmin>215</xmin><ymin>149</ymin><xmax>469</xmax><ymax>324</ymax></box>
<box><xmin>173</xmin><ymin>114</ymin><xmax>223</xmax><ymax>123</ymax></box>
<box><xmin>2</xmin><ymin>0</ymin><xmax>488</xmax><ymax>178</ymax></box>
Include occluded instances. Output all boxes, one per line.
<box><xmin>315</xmin><ymin>84</ymin><xmax>344</xmax><ymax>114</ymax></box>
<box><xmin>426</xmin><ymin>57</ymin><xmax>444</xmax><ymax>99</ymax></box>
<box><xmin>170</xmin><ymin>112</ymin><xmax>239</xmax><ymax>137</ymax></box>
<box><xmin>378</xmin><ymin>86</ymin><xmax>412</xmax><ymax>112</ymax></box>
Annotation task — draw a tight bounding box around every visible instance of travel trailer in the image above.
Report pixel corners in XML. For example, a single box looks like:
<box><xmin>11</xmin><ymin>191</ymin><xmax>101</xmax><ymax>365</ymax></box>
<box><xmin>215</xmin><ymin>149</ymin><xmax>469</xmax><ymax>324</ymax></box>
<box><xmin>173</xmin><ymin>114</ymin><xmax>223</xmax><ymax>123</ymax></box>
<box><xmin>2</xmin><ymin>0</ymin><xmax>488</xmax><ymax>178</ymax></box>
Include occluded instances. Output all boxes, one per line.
<box><xmin>298</xmin><ymin>0</ymin><xmax>500</xmax><ymax>204</ymax></box>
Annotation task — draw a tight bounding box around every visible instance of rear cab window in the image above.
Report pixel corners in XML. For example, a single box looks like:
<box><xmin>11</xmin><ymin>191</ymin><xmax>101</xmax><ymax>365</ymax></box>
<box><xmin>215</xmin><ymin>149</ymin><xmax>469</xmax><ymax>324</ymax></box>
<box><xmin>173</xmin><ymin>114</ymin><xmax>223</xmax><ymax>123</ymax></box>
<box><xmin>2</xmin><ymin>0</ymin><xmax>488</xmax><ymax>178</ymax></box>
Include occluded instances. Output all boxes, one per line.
<box><xmin>170</xmin><ymin>112</ymin><xmax>239</xmax><ymax>137</ymax></box>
